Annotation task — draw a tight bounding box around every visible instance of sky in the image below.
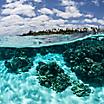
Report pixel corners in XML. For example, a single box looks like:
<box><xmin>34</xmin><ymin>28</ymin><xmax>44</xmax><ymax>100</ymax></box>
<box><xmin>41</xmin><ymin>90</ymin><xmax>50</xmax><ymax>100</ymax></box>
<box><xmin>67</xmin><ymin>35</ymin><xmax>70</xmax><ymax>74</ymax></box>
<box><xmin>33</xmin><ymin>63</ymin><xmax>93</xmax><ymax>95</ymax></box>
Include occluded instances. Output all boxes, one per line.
<box><xmin>0</xmin><ymin>0</ymin><xmax>104</xmax><ymax>35</ymax></box>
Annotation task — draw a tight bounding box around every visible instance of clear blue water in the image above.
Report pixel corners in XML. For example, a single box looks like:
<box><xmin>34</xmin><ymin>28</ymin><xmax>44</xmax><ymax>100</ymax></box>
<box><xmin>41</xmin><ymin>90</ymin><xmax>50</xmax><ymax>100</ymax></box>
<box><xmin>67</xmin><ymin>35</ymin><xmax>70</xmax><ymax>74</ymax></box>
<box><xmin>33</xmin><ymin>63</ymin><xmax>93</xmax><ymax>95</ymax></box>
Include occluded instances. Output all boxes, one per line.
<box><xmin>0</xmin><ymin>34</ymin><xmax>104</xmax><ymax>104</ymax></box>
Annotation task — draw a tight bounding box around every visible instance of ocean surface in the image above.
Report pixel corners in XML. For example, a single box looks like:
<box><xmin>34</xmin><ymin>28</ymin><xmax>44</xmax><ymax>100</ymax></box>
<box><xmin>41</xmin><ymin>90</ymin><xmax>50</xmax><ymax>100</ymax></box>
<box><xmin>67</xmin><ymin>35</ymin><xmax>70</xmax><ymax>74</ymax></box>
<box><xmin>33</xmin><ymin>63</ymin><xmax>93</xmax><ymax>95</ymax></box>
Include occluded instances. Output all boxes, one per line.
<box><xmin>0</xmin><ymin>33</ymin><xmax>104</xmax><ymax>104</ymax></box>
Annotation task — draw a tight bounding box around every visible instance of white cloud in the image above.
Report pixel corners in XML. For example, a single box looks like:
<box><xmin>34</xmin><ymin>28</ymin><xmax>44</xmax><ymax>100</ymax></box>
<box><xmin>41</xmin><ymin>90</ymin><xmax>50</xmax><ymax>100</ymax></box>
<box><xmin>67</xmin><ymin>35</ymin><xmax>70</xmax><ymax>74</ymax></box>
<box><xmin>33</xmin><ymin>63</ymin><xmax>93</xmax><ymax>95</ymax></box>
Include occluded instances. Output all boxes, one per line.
<box><xmin>0</xmin><ymin>13</ymin><xmax>67</xmax><ymax>35</ymax></box>
<box><xmin>92</xmin><ymin>0</ymin><xmax>99</xmax><ymax>6</ymax></box>
<box><xmin>2</xmin><ymin>3</ymin><xmax>36</xmax><ymax>17</ymax></box>
<box><xmin>0</xmin><ymin>0</ymin><xmax>103</xmax><ymax>35</ymax></box>
<box><xmin>84</xmin><ymin>19</ymin><xmax>92</xmax><ymax>23</ymax></box>
<box><xmin>97</xmin><ymin>19</ymin><xmax>104</xmax><ymax>25</ymax></box>
<box><xmin>61</xmin><ymin>0</ymin><xmax>75</xmax><ymax>6</ymax></box>
<box><xmin>0</xmin><ymin>25</ymin><xmax>32</xmax><ymax>35</ymax></box>
<box><xmin>102</xmin><ymin>0</ymin><xmax>104</xmax><ymax>3</ymax></box>
<box><xmin>78</xmin><ymin>2</ymin><xmax>85</xmax><ymax>6</ymax></box>
<box><xmin>46</xmin><ymin>19</ymin><xmax>67</xmax><ymax>26</ymax></box>
<box><xmin>0</xmin><ymin>14</ymin><xmax>28</xmax><ymax>35</ymax></box>
<box><xmin>6</xmin><ymin>0</ymin><xmax>27</xmax><ymax>3</ymax></box>
<box><xmin>53</xmin><ymin>0</ymin><xmax>83</xmax><ymax>19</ymax></box>
<box><xmin>38</xmin><ymin>8</ymin><xmax>53</xmax><ymax>15</ymax></box>
<box><xmin>0</xmin><ymin>14</ymin><xmax>51</xmax><ymax>34</ymax></box>
<box><xmin>85</xmin><ymin>14</ymin><xmax>94</xmax><ymax>18</ymax></box>
<box><xmin>53</xmin><ymin>5</ymin><xmax>82</xmax><ymax>19</ymax></box>
<box><xmin>6</xmin><ymin>0</ymin><xmax>41</xmax><ymax>3</ymax></box>
<box><xmin>33</xmin><ymin>19</ymin><xmax>67</xmax><ymax>30</ymax></box>
<box><xmin>83</xmin><ymin>18</ymin><xmax>104</xmax><ymax>25</ymax></box>
<box><xmin>3</xmin><ymin>1</ymin><xmax>21</xmax><ymax>8</ymax></box>
<box><xmin>1</xmin><ymin>15</ymin><xmax>24</xmax><ymax>26</ymax></box>
<box><xmin>33</xmin><ymin>0</ymin><xmax>42</xmax><ymax>3</ymax></box>
<box><xmin>6</xmin><ymin>0</ymin><xmax>15</xmax><ymax>3</ymax></box>
<box><xmin>27</xmin><ymin>15</ymin><xmax>50</xmax><ymax>27</ymax></box>
<box><xmin>71</xmin><ymin>20</ymin><xmax>80</xmax><ymax>23</ymax></box>
<box><xmin>61</xmin><ymin>0</ymin><xmax>70</xmax><ymax>6</ymax></box>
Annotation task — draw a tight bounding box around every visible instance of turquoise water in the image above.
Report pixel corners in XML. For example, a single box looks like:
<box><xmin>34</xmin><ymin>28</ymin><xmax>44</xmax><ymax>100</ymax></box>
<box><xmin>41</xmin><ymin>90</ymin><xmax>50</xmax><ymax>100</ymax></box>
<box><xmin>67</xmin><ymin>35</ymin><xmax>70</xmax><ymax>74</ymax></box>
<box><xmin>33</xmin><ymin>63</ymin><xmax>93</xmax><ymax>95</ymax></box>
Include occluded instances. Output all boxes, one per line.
<box><xmin>0</xmin><ymin>34</ymin><xmax>104</xmax><ymax>104</ymax></box>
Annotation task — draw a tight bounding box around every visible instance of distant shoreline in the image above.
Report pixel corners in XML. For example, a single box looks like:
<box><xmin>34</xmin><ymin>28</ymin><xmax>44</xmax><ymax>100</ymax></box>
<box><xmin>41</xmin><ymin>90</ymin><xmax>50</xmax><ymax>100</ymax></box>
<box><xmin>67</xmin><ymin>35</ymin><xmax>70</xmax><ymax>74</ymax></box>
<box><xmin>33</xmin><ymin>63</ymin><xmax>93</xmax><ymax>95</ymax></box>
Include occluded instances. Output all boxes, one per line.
<box><xmin>20</xmin><ymin>27</ymin><xmax>104</xmax><ymax>36</ymax></box>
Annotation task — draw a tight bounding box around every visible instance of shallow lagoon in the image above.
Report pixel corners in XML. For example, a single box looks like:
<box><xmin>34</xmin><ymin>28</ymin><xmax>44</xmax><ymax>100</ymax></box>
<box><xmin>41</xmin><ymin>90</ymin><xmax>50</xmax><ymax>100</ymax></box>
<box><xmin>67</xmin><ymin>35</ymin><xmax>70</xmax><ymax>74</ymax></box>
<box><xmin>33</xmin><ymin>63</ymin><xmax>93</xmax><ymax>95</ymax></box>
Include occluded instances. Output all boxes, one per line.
<box><xmin>0</xmin><ymin>33</ymin><xmax>104</xmax><ymax>104</ymax></box>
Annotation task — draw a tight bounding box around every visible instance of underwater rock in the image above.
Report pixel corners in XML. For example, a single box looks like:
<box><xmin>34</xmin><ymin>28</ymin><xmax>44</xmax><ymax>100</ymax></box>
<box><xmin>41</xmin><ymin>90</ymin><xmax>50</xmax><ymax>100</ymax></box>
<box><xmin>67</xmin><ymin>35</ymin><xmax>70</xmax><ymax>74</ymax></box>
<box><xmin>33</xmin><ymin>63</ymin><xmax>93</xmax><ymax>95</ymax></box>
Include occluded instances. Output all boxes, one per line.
<box><xmin>71</xmin><ymin>81</ymin><xmax>91</xmax><ymax>97</ymax></box>
<box><xmin>0</xmin><ymin>48</ymin><xmax>15</xmax><ymax>60</ymax></box>
<box><xmin>15</xmin><ymin>48</ymin><xmax>36</xmax><ymax>58</ymax></box>
<box><xmin>63</xmin><ymin>38</ymin><xmax>104</xmax><ymax>86</ymax></box>
<box><xmin>49</xmin><ymin>45</ymin><xmax>67</xmax><ymax>54</ymax></box>
<box><xmin>36</xmin><ymin>61</ymin><xmax>71</xmax><ymax>92</ymax></box>
<box><xmin>0</xmin><ymin>48</ymin><xmax>36</xmax><ymax>60</ymax></box>
<box><xmin>37</xmin><ymin>45</ymin><xmax>67</xmax><ymax>55</ymax></box>
<box><xmin>39</xmin><ymin>48</ymin><xmax>49</xmax><ymax>56</ymax></box>
<box><xmin>5</xmin><ymin>57</ymin><xmax>33</xmax><ymax>73</ymax></box>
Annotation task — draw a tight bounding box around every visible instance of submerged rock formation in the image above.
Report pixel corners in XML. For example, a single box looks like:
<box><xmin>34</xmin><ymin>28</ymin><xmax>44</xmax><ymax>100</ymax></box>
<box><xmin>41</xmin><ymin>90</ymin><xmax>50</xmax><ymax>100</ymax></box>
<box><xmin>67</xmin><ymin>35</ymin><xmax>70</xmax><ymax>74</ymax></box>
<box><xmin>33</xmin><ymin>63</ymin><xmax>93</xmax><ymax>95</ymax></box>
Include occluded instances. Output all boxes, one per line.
<box><xmin>0</xmin><ymin>48</ymin><xmax>15</xmax><ymax>60</ymax></box>
<box><xmin>63</xmin><ymin>37</ymin><xmax>104</xmax><ymax>86</ymax></box>
<box><xmin>36</xmin><ymin>61</ymin><xmax>91</xmax><ymax>96</ymax></box>
<box><xmin>0</xmin><ymin>48</ymin><xmax>36</xmax><ymax>61</ymax></box>
<box><xmin>36</xmin><ymin>61</ymin><xmax>71</xmax><ymax>92</ymax></box>
<box><xmin>14</xmin><ymin>48</ymin><xmax>36</xmax><ymax>58</ymax></box>
<box><xmin>5</xmin><ymin>57</ymin><xmax>33</xmax><ymax>73</ymax></box>
<box><xmin>2</xmin><ymin>48</ymin><xmax>36</xmax><ymax>73</ymax></box>
<box><xmin>71</xmin><ymin>81</ymin><xmax>91</xmax><ymax>97</ymax></box>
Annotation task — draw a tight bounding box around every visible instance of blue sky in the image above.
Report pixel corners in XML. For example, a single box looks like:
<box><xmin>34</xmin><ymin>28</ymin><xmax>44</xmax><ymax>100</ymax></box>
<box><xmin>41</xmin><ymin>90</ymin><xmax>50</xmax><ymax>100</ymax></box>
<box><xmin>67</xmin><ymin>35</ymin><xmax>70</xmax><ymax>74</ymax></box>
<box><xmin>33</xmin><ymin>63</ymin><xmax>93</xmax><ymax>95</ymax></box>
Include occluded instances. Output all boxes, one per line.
<box><xmin>0</xmin><ymin>0</ymin><xmax>104</xmax><ymax>35</ymax></box>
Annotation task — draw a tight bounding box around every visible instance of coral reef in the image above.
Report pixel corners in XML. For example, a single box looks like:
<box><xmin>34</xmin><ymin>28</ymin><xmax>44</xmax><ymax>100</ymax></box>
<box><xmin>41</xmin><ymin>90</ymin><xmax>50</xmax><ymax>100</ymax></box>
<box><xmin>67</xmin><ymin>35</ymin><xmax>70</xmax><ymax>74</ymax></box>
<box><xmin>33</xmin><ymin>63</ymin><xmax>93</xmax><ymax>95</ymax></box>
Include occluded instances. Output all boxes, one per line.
<box><xmin>0</xmin><ymin>48</ymin><xmax>36</xmax><ymax>61</ymax></box>
<box><xmin>63</xmin><ymin>37</ymin><xmax>104</xmax><ymax>86</ymax></box>
<box><xmin>5</xmin><ymin>57</ymin><xmax>33</xmax><ymax>73</ymax></box>
<box><xmin>3</xmin><ymin>48</ymin><xmax>36</xmax><ymax>73</ymax></box>
<box><xmin>0</xmin><ymin>48</ymin><xmax>15</xmax><ymax>60</ymax></box>
<box><xmin>36</xmin><ymin>61</ymin><xmax>91</xmax><ymax>96</ymax></box>
<box><xmin>14</xmin><ymin>48</ymin><xmax>36</xmax><ymax>58</ymax></box>
<box><xmin>36</xmin><ymin>61</ymin><xmax>71</xmax><ymax>92</ymax></box>
<box><xmin>71</xmin><ymin>81</ymin><xmax>91</xmax><ymax>97</ymax></box>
